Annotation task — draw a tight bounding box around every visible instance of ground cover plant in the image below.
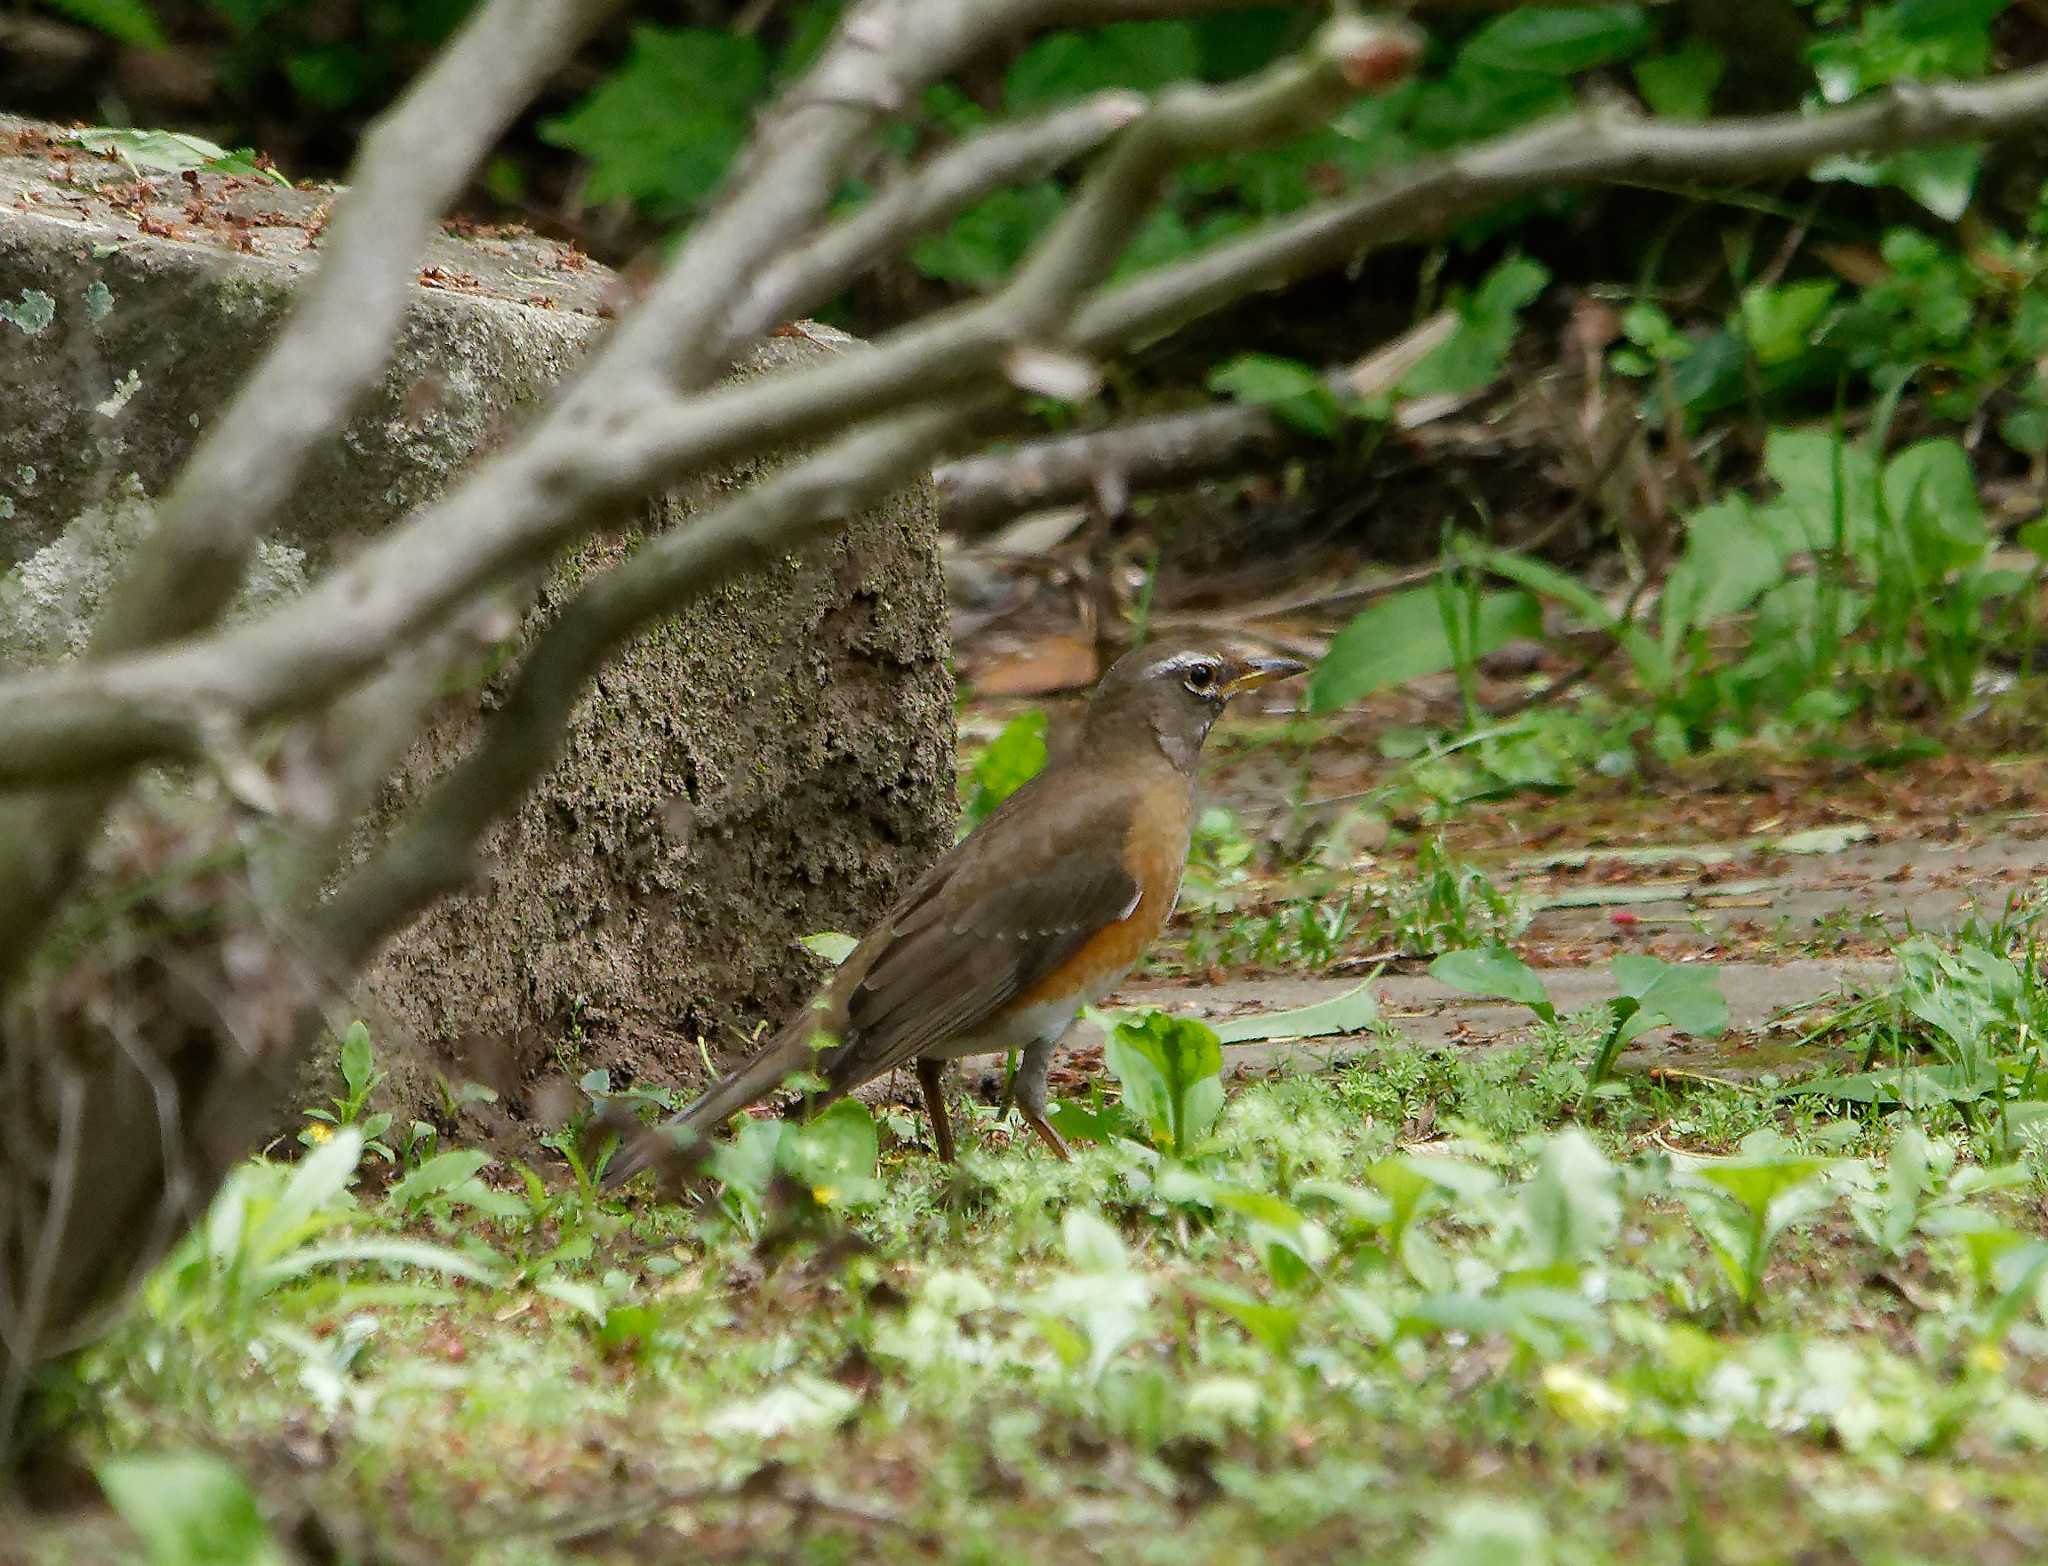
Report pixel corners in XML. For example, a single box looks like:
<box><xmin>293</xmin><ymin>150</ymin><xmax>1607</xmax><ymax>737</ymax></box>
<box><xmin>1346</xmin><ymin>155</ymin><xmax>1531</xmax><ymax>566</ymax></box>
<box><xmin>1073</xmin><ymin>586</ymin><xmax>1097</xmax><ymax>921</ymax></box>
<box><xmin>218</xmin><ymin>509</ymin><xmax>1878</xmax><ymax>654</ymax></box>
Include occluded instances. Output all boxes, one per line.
<box><xmin>17</xmin><ymin>0</ymin><xmax>2048</xmax><ymax>1561</ymax></box>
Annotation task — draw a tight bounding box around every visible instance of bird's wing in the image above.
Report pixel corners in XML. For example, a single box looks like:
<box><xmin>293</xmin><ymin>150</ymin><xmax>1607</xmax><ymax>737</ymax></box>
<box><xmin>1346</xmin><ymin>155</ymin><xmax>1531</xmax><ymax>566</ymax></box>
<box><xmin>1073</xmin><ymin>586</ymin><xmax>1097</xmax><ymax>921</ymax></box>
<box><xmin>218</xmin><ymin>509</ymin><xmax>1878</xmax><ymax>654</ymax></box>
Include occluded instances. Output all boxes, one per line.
<box><xmin>815</xmin><ymin>770</ymin><xmax>1148</xmax><ymax>1084</ymax></box>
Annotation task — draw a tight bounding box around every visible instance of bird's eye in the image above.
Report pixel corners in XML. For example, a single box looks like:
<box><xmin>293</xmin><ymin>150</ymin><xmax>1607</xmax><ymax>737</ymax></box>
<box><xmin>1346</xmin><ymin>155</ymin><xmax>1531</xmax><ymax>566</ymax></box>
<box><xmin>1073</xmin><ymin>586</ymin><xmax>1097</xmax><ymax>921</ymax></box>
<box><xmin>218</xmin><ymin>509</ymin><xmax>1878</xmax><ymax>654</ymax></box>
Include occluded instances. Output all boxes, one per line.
<box><xmin>1184</xmin><ymin>662</ymin><xmax>1217</xmax><ymax>695</ymax></box>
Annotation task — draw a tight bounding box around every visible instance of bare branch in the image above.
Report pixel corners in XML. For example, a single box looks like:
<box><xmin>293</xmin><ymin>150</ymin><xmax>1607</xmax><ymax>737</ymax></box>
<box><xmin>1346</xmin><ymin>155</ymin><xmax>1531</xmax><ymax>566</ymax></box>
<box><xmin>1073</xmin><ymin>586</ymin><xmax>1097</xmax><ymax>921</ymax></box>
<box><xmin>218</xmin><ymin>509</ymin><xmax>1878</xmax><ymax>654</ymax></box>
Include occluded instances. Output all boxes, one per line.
<box><xmin>935</xmin><ymin>313</ymin><xmax>1457</xmax><ymax>529</ymax></box>
<box><xmin>5</xmin><ymin>59</ymin><xmax>2048</xmax><ymax>792</ymax></box>
<box><xmin>716</xmin><ymin>91</ymin><xmax>1149</xmax><ymax>362</ymax></box>
<box><xmin>316</xmin><ymin>400</ymin><xmax>991</xmax><ymax>962</ymax></box>
<box><xmin>0</xmin><ymin>0</ymin><xmax>621</xmax><ymax>988</ymax></box>
<box><xmin>0</xmin><ymin>16</ymin><xmax>1400</xmax><ymax>785</ymax></box>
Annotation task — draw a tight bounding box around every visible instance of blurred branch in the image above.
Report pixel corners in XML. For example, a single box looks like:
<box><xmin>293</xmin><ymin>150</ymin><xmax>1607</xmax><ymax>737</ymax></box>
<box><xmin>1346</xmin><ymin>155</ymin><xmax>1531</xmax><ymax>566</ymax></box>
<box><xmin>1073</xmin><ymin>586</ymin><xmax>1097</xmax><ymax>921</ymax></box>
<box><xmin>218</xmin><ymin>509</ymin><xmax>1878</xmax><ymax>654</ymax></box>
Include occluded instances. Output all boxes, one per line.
<box><xmin>317</xmin><ymin>401</ymin><xmax>989</xmax><ymax>962</ymax></box>
<box><xmin>0</xmin><ymin>16</ymin><xmax>1408</xmax><ymax>787</ymax></box>
<box><xmin>5</xmin><ymin>58</ymin><xmax>2048</xmax><ymax>793</ymax></box>
<box><xmin>935</xmin><ymin>312</ymin><xmax>1457</xmax><ymax>530</ymax></box>
<box><xmin>0</xmin><ymin>0</ymin><xmax>623</xmax><ymax>990</ymax></box>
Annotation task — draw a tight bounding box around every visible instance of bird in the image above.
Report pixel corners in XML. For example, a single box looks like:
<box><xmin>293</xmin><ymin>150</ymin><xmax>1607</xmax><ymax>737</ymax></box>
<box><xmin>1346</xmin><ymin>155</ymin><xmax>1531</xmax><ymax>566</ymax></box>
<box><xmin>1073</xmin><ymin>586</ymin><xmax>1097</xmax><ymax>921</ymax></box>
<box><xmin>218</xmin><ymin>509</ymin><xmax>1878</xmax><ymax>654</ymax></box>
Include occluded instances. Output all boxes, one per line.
<box><xmin>602</xmin><ymin>636</ymin><xmax>1306</xmax><ymax>1186</ymax></box>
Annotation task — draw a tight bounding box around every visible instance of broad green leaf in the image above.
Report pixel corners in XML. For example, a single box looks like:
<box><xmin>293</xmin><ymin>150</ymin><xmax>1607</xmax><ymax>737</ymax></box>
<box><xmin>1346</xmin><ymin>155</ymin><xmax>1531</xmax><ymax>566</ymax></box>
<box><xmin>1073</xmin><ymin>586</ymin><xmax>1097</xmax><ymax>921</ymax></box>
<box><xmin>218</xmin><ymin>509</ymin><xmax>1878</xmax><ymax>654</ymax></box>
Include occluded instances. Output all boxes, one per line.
<box><xmin>1740</xmin><ymin>280</ymin><xmax>1837</xmax><ymax>366</ymax></box>
<box><xmin>1458</xmin><ymin>5</ymin><xmax>1650</xmax><ymax>75</ymax></box>
<box><xmin>1211</xmin><ymin>981</ymin><xmax>1378</xmax><ymax>1043</ymax></box>
<box><xmin>799</xmin><ymin>931</ymin><xmax>858</xmax><ymax>965</ymax></box>
<box><xmin>1781</xmin><ymin>1065</ymin><xmax>1996</xmax><ymax>1108</ymax></box>
<box><xmin>1399</xmin><ymin>255</ymin><xmax>1550</xmax><ymax>398</ymax></box>
<box><xmin>67</xmin><ymin>127</ymin><xmax>286</xmax><ymax>185</ymax></box>
<box><xmin>1632</xmin><ymin>38</ymin><xmax>1723</xmax><ymax>118</ymax></box>
<box><xmin>1311</xmin><ymin>586</ymin><xmax>1542</xmax><ymax>711</ymax></box>
<box><xmin>1104</xmin><ymin>1012</ymin><xmax>1225</xmax><ymax>1152</ymax></box>
<box><xmin>40</xmin><ymin>0</ymin><xmax>164</xmax><ymax>48</ymax></box>
<box><xmin>1661</xmin><ymin>497</ymin><xmax>1787</xmax><ymax>648</ymax></box>
<box><xmin>1611</xmin><ymin>955</ymin><xmax>1727</xmax><ymax>1037</ymax></box>
<box><xmin>1883</xmin><ymin>437</ymin><xmax>1988</xmax><ymax>572</ymax></box>
<box><xmin>250</xmin><ymin>1131</ymin><xmax>362</xmax><ymax>1263</ymax></box>
<box><xmin>790</xmin><ymin>1099</ymin><xmax>880</xmax><ymax>1206</ymax></box>
<box><xmin>1515</xmin><ymin>1130</ymin><xmax>1620</xmax><ymax>1269</ymax></box>
<box><xmin>386</xmin><ymin>1149</ymin><xmax>489</xmax><ymax>1211</ymax></box>
<box><xmin>1429</xmin><ymin>947</ymin><xmax>1556</xmax><ymax>1023</ymax></box>
<box><xmin>911</xmin><ymin>183</ymin><xmax>1065</xmax><ymax>290</ymax></box>
<box><xmin>1207</xmin><ymin>353</ymin><xmax>1345</xmax><ymax>439</ymax></box>
<box><xmin>541</xmin><ymin>28</ymin><xmax>766</xmax><ymax>212</ymax></box>
<box><xmin>98</xmin><ymin>1452</ymin><xmax>286</xmax><ymax>1566</ymax></box>
<box><xmin>338</xmin><ymin>1019</ymin><xmax>375</xmax><ymax>1101</ymax></box>
<box><xmin>962</xmin><ymin>708</ymin><xmax>1047</xmax><ymax>826</ymax></box>
<box><xmin>1185</xmin><ymin>1277</ymin><xmax>1300</xmax><ymax>1353</ymax></box>
<box><xmin>254</xmin><ymin>1236</ymin><xmax>501</xmax><ymax>1290</ymax></box>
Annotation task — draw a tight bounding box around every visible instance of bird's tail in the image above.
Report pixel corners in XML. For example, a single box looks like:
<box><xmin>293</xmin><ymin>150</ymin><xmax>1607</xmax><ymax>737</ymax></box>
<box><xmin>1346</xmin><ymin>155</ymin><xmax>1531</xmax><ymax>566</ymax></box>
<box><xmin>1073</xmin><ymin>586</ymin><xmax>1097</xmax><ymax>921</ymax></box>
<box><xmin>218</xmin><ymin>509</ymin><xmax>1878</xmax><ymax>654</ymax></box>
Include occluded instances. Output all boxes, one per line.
<box><xmin>599</xmin><ymin>1029</ymin><xmax>814</xmax><ymax>1189</ymax></box>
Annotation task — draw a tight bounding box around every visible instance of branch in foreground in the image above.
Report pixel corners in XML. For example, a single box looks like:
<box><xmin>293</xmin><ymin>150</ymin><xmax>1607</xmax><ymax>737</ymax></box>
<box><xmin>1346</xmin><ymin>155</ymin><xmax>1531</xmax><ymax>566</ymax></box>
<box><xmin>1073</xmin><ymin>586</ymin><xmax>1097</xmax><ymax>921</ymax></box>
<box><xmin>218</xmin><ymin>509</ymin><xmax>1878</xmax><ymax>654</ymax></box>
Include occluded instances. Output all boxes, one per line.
<box><xmin>715</xmin><ymin>91</ymin><xmax>1147</xmax><ymax>363</ymax></box>
<box><xmin>0</xmin><ymin>0</ymin><xmax>621</xmax><ymax>990</ymax></box>
<box><xmin>4</xmin><ymin>57</ymin><xmax>2048</xmax><ymax>789</ymax></box>
<box><xmin>0</xmin><ymin>16</ymin><xmax>1403</xmax><ymax>785</ymax></box>
<box><xmin>934</xmin><ymin>313</ymin><xmax>1457</xmax><ymax>529</ymax></box>
<box><xmin>316</xmin><ymin>401</ymin><xmax>990</xmax><ymax>962</ymax></box>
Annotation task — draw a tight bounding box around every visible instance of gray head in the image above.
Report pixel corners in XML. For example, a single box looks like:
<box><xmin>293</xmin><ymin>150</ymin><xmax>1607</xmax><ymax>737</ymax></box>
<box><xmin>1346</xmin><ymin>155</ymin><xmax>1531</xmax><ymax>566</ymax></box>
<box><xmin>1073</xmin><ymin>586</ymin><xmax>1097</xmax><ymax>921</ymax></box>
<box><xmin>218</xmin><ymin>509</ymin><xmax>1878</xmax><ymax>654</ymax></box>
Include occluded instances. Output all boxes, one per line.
<box><xmin>1081</xmin><ymin>637</ymin><xmax>1307</xmax><ymax>771</ymax></box>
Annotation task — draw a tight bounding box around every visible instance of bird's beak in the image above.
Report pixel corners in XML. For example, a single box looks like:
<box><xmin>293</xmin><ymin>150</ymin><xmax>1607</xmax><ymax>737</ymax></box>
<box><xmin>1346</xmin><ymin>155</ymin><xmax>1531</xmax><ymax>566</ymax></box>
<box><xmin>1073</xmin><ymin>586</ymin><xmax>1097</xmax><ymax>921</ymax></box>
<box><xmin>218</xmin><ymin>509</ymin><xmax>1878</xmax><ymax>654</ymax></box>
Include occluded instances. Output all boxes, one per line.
<box><xmin>1220</xmin><ymin>654</ymin><xmax>1308</xmax><ymax>697</ymax></box>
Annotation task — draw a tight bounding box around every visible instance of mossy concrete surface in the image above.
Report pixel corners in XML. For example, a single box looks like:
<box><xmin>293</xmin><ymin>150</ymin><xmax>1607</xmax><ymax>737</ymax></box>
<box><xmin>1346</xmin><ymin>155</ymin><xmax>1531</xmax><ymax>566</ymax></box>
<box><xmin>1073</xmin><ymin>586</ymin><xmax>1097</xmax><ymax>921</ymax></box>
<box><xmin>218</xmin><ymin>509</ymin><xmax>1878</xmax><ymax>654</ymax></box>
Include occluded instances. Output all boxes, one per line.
<box><xmin>0</xmin><ymin>116</ymin><xmax>954</xmax><ymax>1131</ymax></box>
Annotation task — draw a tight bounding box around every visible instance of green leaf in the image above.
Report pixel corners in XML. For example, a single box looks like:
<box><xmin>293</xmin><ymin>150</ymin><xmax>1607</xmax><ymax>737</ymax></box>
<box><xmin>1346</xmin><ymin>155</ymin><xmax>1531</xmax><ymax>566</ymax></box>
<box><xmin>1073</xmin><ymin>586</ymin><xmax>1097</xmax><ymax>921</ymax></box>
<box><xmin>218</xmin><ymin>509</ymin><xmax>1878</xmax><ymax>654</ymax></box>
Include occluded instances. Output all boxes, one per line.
<box><xmin>1429</xmin><ymin>948</ymin><xmax>1556</xmax><ymax>1023</ymax></box>
<box><xmin>1610</xmin><ymin>954</ymin><xmax>1728</xmax><ymax>1037</ymax></box>
<box><xmin>1399</xmin><ymin>255</ymin><xmax>1550</xmax><ymax>398</ymax></box>
<box><xmin>1104</xmin><ymin>1012</ymin><xmax>1225</xmax><ymax>1153</ymax></box>
<box><xmin>1311</xmin><ymin>586</ymin><xmax>1542</xmax><ymax>712</ymax></box>
<box><xmin>541</xmin><ymin>28</ymin><xmax>766</xmax><ymax>213</ymax></box>
<box><xmin>1515</xmin><ymin>1130</ymin><xmax>1619</xmax><ymax>1269</ymax></box>
<box><xmin>1005</xmin><ymin>21</ymin><xmax>1201</xmax><ymax>112</ymax></box>
<box><xmin>789</xmin><ymin>1099</ymin><xmax>880</xmax><ymax>1206</ymax></box>
<box><xmin>338</xmin><ymin>1020</ymin><xmax>375</xmax><ymax>1102</ymax></box>
<box><xmin>1207</xmin><ymin>353</ymin><xmax>1344</xmax><ymax>440</ymax></box>
<box><xmin>1661</xmin><ymin>497</ymin><xmax>1787</xmax><ymax>648</ymax></box>
<box><xmin>97</xmin><ymin>1452</ymin><xmax>287</xmax><ymax>1566</ymax></box>
<box><xmin>1184</xmin><ymin>1278</ymin><xmax>1300</xmax><ymax>1353</ymax></box>
<box><xmin>66</xmin><ymin>127</ymin><xmax>287</xmax><ymax>185</ymax></box>
<box><xmin>1419</xmin><ymin>1497</ymin><xmax>1553</xmax><ymax>1566</ymax></box>
<box><xmin>1739</xmin><ymin>280</ymin><xmax>1838</xmax><ymax>367</ymax></box>
<box><xmin>385</xmin><ymin>1150</ymin><xmax>489</xmax><ymax>1212</ymax></box>
<box><xmin>37</xmin><ymin>0</ymin><xmax>165</xmax><ymax>48</ymax></box>
<box><xmin>911</xmin><ymin>183</ymin><xmax>1066</xmax><ymax>290</ymax></box>
<box><xmin>1458</xmin><ymin>5</ymin><xmax>1651</xmax><ymax>76</ymax></box>
<box><xmin>799</xmin><ymin>931</ymin><xmax>858</xmax><ymax>965</ymax></box>
<box><xmin>1632</xmin><ymin>38</ymin><xmax>1723</xmax><ymax>118</ymax></box>
<box><xmin>1210</xmin><ymin>981</ymin><xmax>1378</xmax><ymax>1044</ymax></box>
<box><xmin>962</xmin><ymin>709</ymin><xmax>1048</xmax><ymax>827</ymax></box>
<box><xmin>1883</xmin><ymin>437</ymin><xmax>1988</xmax><ymax>571</ymax></box>
<box><xmin>255</xmin><ymin>1237</ymin><xmax>502</xmax><ymax>1290</ymax></box>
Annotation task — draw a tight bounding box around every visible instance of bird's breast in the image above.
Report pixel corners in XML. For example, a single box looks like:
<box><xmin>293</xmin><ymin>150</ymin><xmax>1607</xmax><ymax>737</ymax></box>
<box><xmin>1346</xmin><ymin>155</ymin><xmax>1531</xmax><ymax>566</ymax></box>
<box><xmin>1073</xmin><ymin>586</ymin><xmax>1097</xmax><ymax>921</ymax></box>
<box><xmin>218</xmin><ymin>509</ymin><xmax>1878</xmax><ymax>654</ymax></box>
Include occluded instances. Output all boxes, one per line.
<box><xmin>1011</xmin><ymin>774</ymin><xmax>1191</xmax><ymax>1014</ymax></box>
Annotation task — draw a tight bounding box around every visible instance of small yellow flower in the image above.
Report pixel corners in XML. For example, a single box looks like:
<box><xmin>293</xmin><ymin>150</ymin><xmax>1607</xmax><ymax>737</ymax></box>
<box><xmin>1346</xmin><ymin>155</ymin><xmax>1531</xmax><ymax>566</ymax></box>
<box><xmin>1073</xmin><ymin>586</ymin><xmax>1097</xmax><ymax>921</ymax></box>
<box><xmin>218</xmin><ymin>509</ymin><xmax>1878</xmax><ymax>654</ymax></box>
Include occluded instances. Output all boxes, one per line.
<box><xmin>303</xmin><ymin>1121</ymin><xmax>334</xmax><ymax>1144</ymax></box>
<box><xmin>812</xmin><ymin>1185</ymin><xmax>840</xmax><ymax>1206</ymax></box>
<box><xmin>1967</xmin><ymin>1339</ymin><xmax>2008</xmax><ymax>1378</ymax></box>
<box><xmin>1541</xmin><ymin>1363</ymin><xmax>1628</xmax><ymax>1428</ymax></box>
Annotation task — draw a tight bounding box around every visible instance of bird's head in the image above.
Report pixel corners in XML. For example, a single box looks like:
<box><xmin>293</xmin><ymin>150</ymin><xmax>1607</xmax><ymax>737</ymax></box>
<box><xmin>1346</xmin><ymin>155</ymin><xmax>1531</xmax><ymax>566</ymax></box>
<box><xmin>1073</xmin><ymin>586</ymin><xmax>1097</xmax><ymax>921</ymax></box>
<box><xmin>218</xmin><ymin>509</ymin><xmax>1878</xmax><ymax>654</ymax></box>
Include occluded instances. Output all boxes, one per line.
<box><xmin>1083</xmin><ymin>637</ymin><xmax>1307</xmax><ymax>771</ymax></box>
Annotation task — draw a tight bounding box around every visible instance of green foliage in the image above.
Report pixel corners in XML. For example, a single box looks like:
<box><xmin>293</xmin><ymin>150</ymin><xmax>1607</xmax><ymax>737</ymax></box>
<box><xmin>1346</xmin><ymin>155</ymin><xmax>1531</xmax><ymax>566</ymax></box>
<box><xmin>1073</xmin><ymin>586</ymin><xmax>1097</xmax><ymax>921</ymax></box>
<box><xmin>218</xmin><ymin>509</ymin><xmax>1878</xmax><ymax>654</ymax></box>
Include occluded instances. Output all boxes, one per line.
<box><xmin>66</xmin><ymin>127</ymin><xmax>288</xmax><ymax>185</ymax></box>
<box><xmin>300</xmin><ymin>1021</ymin><xmax>396</xmax><ymax>1161</ymax></box>
<box><xmin>1677</xmin><ymin>1134</ymin><xmax>1841</xmax><ymax>1310</ymax></box>
<box><xmin>96</xmin><ymin>1451</ymin><xmax>287</xmax><ymax>1566</ymax></box>
<box><xmin>541</xmin><ymin>27</ymin><xmax>767</xmax><ymax>215</ymax></box>
<box><xmin>1310</xmin><ymin>583</ymin><xmax>1540</xmax><ymax>712</ymax></box>
<box><xmin>961</xmin><ymin>708</ymin><xmax>1048</xmax><ymax>828</ymax></box>
<box><xmin>1207</xmin><ymin>353</ymin><xmax>1346</xmax><ymax>438</ymax></box>
<box><xmin>1398</xmin><ymin>255</ymin><xmax>1552</xmax><ymax>397</ymax></box>
<box><xmin>1429</xmin><ymin>946</ymin><xmax>1726</xmax><ymax>1102</ymax></box>
<box><xmin>35</xmin><ymin>0</ymin><xmax>164</xmax><ymax>49</ymax></box>
<box><xmin>1104</xmin><ymin>1011</ymin><xmax>1225</xmax><ymax>1153</ymax></box>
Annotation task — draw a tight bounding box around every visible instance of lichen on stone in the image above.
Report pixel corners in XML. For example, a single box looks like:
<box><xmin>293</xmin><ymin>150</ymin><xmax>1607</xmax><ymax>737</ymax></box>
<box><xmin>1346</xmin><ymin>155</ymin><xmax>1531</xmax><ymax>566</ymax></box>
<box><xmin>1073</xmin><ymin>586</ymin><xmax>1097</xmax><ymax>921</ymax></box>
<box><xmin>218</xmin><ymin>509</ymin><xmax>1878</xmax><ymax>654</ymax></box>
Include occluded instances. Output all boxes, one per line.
<box><xmin>0</xmin><ymin>286</ymin><xmax>54</xmax><ymax>335</ymax></box>
<box><xmin>0</xmin><ymin>474</ymin><xmax>307</xmax><ymax>667</ymax></box>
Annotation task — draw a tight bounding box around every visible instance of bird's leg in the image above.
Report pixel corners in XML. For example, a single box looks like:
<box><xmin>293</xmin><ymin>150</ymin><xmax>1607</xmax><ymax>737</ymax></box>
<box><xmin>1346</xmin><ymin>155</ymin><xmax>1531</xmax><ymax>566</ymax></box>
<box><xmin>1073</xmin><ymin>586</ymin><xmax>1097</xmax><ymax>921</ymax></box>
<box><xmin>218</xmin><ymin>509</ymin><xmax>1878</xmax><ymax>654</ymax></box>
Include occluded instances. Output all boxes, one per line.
<box><xmin>1012</xmin><ymin>1031</ymin><xmax>1072</xmax><ymax>1162</ymax></box>
<box><xmin>915</xmin><ymin>1058</ymin><xmax>956</xmax><ymax>1164</ymax></box>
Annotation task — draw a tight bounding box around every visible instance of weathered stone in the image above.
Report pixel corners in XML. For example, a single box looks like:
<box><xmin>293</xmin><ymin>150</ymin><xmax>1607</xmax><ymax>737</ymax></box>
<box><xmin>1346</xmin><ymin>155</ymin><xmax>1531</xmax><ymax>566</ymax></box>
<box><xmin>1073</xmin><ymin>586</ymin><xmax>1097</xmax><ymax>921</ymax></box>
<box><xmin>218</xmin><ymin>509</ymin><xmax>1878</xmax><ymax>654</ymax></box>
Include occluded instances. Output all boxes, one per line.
<box><xmin>0</xmin><ymin>116</ymin><xmax>955</xmax><ymax>1129</ymax></box>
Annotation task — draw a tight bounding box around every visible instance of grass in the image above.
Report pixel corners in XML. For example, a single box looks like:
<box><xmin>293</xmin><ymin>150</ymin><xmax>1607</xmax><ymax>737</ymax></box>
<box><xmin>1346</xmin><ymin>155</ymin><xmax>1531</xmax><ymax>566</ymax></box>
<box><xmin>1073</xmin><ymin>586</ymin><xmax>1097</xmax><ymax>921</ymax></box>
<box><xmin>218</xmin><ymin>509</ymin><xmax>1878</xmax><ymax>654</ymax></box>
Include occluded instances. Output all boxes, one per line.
<box><xmin>24</xmin><ymin>980</ymin><xmax>2048</xmax><ymax>1565</ymax></box>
